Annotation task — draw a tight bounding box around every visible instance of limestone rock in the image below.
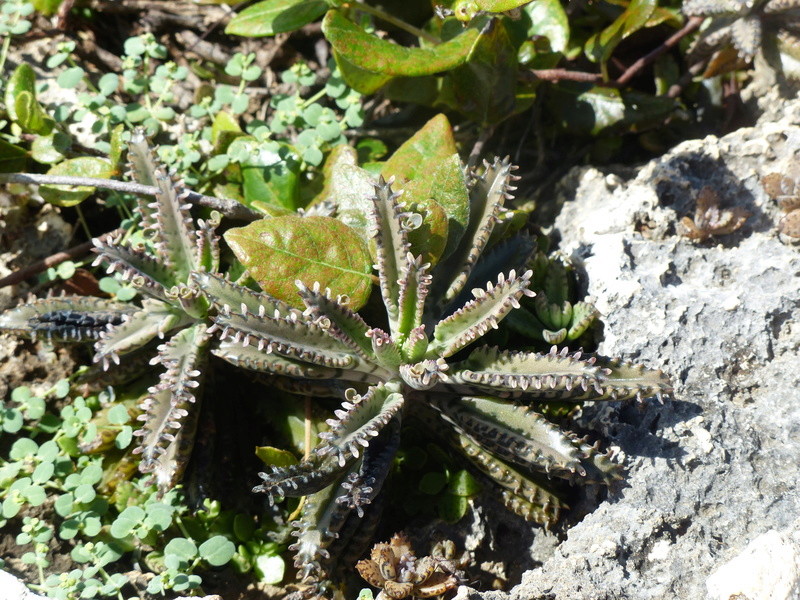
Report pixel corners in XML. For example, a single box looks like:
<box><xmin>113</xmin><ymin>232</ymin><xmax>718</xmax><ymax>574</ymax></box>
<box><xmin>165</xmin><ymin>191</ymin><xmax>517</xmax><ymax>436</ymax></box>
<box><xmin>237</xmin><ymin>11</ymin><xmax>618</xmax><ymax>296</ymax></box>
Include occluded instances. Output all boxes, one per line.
<box><xmin>474</xmin><ymin>98</ymin><xmax>800</xmax><ymax>600</ymax></box>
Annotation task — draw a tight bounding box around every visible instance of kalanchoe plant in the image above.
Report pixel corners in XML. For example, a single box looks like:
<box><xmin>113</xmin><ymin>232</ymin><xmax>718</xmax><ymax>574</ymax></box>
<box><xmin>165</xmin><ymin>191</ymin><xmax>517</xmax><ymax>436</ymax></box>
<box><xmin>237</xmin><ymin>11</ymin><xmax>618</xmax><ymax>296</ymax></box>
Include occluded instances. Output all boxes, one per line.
<box><xmin>194</xmin><ymin>157</ymin><xmax>671</xmax><ymax>596</ymax></box>
<box><xmin>683</xmin><ymin>0</ymin><xmax>800</xmax><ymax>70</ymax></box>
<box><xmin>0</xmin><ymin>131</ymin><xmax>220</xmax><ymax>490</ymax></box>
<box><xmin>504</xmin><ymin>250</ymin><xmax>599</xmax><ymax>345</ymax></box>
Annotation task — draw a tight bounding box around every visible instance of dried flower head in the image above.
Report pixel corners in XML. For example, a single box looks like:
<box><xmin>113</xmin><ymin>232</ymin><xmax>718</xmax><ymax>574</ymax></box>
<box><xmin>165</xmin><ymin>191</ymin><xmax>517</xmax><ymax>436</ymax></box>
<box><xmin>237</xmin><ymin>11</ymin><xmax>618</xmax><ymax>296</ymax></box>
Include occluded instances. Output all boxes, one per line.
<box><xmin>683</xmin><ymin>0</ymin><xmax>800</xmax><ymax>66</ymax></box>
<box><xmin>356</xmin><ymin>533</ymin><xmax>460</xmax><ymax>600</ymax></box>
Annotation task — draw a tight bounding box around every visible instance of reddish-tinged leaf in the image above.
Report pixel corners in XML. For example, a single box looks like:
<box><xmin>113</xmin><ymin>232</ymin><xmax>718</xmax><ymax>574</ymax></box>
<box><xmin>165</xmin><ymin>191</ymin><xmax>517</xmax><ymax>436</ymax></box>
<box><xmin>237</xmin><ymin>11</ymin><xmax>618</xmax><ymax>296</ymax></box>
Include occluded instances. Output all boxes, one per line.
<box><xmin>224</xmin><ymin>215</ymin><xmax>373</xmax><ymax>310</ymax></box>
<box><xmin>323</xmin><ymin>10</ymin><xmax>479</xmax><ymax>77</ymax></box>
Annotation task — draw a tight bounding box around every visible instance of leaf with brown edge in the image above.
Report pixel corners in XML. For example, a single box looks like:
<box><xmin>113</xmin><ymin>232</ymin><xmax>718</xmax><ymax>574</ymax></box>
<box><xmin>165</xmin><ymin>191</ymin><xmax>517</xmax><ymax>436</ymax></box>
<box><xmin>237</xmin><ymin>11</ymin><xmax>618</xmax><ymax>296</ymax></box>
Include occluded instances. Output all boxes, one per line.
<box><xmin>224</xmin><ymin>215</ymin><xmax>373</xmax><ymax>310</ymax></box>
<box><xmin>323</xmin><ymin>10</ymin><xmax>479</xmax><ymax>78</ymax></box>
<box><xmin>381</xmin><ymin>114</ymin><xmax>458</xmax><ymax>185</ymax></box>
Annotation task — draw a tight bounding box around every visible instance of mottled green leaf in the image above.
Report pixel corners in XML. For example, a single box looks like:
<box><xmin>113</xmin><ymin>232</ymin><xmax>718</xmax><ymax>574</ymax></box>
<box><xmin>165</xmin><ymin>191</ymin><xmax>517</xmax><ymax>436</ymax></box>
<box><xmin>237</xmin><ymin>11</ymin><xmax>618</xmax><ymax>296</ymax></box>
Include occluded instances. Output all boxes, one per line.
<box><xmin>323</xmin><ymin>10</ymin><xmax>479</xmax><ymax>77</ymax></box>
<box><xmin>382</xmin><ymin>114</ymin><xmax>458</xmax><ymax>184</ymax></box>
<box><xmin>226</xmin><ymin>0</ymin><xmax>328</xmax><ymax>36</ymax></box>
<box><xmin>333</xmin><ymin>51</ymin><xmax>393</xmax><ymax>95</ymax></box>
<box><xmin>224</xmin><ymin>215</ymin><xmax>373</xmax><ymax>310</ymax></box>
<box><xmin>40</xmin><ymin>157</ymin><xmax>115</xmax><ymax>206</ymax></box>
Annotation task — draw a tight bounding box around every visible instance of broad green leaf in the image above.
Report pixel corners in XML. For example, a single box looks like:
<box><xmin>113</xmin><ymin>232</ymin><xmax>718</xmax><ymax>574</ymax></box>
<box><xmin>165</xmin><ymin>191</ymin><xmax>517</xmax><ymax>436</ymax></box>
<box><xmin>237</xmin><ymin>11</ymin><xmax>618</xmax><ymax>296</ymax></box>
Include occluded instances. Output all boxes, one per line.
<box><xmin>400</xmin><ymin>154</ymin><xmax>469</xmax><ymax>261</ymax></box>
<box><xmin>110</xmin><ymin>506</ymin><xmax>145</xmax><ymax>538</ymax></box>
<box><xmin>40</xmin><ymin>157</ymin><xmax>115</xmax><ymax>206</ymax></box>
<box><xmin>449</xmin><ymin>469</ymin><xmax>480</xmax><ymax>496</ymax></box>
<box><xmin>254</xmin><ymin>554</ymin><xmax>285</xmax><ymax>585</ymax></box>
<box><xmin>381</xmin><ymin>114</ymin><xmax>458</xmax><ymax>184</ymax></box>
<box><xmin>6</xmin><ymin>65</ymin><xmax>54</xmax><ymax>135</ymax></box>
<box><xmin>476</xmin><ymin>0</ymin><xmax>531</xmax><ymax>12</ymax></box>
<box><xmin>333</xmin><ymin>51</ymin><xmax>393</xmax><ymax>95</ymax></box>
<box><xmin>323</xmin><ymin>10</ymin><xmax>479</xmax><ymax>77</ymax></box>
<box><xmin>199</xmin><ymin>536</ymin><xmax>236</xmax><ymax>566</ymax></box>
<box><xmin>241</xmin><ymin>142</ymin><xmax>301</xmax><ymax>210</ymax></box>
<box><xmin>547</xmin><ymin>84</ymin><xmax>675</xmax><ymax>135</ymax></box>
<box><xmin>525</xmin><ymin>0</ymin><xmax>569</xmax><ymax>53</ymax></box>
<box><xmin>32</xmin><ymin>0</ymin><xmax>63</xmax><ymax>15</ymax></box>
<box><xmin>315</xmin><ymin>149</ymin><xmax>377</xmax><ymax>243</ymax></box>
<box><xmin>31</xmin><ymin>132</ymin><xmax>70</xmax><ymax>164</ymax></box>
<box><xmin>226</xmin><ymin>0</ymin><xmax>328</xmax><ymax>36</ymax></box>
<box><xmin>0</xmin><ymin>139</ymin><xmax>28</xmax><ymax>172</ymax></box>
<box><xmin>211</xmin><ymin>111</ymin><xmax>243</xmax><ymax>153</ymax></box>
<box><xmin>381</xmin><ymin>116</ymin><xmax>470</xmax><ymax>259</ymax></box>
<box><xmin>439</xmin><ymin>18</ymin><xmax>517</xmax><ymax>125</ymax></box>
<box><xmin>382</xmin><ymin>75</ymin><xmax>439</xmax><ymax>107</ymax></box>
<box><xmin>405</xmin><ymin>198</ymin><xmax>448</xmax><ymax>266</ymax></box>
<box><xmin>584</xmin><ymin>0</ymin><xmax>656</xmax><ymax>74</ymax></box>
<box><xmin>109</xmin><ymin>124</ymin><xmax>126</xmax><ymax>170</ymax></box>
<box><xmin>255</xmin><ymin>446</ymin><xmax>298</xmax><ymax>468</ymax></box>
<box><xmin>224</xmin><ymin>215</ymin><xmax>373</xmax><ymax>310</ymax></box>
<box><xmin>164</xmin><ymin>537</ymin><xmax>198</xmax><ymax>561</ymax></box>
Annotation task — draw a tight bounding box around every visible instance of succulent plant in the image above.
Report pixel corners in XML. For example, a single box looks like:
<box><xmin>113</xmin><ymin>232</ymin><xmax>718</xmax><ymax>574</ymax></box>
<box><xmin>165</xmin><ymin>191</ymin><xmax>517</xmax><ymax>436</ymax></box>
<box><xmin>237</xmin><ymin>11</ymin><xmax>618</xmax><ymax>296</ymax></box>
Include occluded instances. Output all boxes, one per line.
<box><xmin>0</xmin><ymin>132</ymin><xmax>220</xmax><ymax>490</ymax></box>
<box><xmin>683</xmin><ymin>0</ymin><xmax>800</xmax><ymax>65</ymax></box>
<box><xmin>503</xmin><ymin>250</ymin><xmax>599</xmax><ymax>345</ymax></box>
<box><xmin>195</xmin><ymin>158</ymin><xmax>671</xmax><ymax>596</ymax></box>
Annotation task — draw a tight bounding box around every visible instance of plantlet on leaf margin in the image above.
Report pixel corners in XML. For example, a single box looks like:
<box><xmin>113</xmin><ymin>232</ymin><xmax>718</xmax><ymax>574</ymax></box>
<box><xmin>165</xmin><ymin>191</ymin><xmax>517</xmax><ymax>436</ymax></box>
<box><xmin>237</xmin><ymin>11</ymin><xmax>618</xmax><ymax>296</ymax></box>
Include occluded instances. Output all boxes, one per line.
<box><xmin>194</xmin><ymin>156</ymin><xmax>671</xmax><ymax>597</ymax></box>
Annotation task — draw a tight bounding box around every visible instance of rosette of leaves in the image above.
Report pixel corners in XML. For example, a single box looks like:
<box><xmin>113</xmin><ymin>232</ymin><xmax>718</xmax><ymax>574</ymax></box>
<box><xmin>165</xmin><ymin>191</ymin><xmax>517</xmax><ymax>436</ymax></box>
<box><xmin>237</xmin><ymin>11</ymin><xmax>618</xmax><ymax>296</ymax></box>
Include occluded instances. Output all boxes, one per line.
<box><xmin>195</xmin><ymin>153</ymin><xmax>671</xmax><ymax>595</ymax></box>
<box><xmin>683</xmin><ymin>0</ymin><xmax>800</xmax><ymax>74</ymax></box>
<box><xmin>503</xmin><ymin>250</ymin><xmax>599</xmax><ymax>345</ymax></box>
<box><xmin>0</xmin><ymin>131</ymin><xmax>220</xmax><ymax>490</ymax></box>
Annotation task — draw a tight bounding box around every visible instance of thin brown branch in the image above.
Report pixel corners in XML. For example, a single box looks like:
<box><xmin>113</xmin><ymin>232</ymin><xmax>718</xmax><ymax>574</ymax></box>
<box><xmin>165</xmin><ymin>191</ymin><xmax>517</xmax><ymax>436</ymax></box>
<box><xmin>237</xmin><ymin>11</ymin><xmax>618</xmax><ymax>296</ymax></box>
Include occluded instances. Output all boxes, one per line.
<box><xmin>667</xmin><ymin>60</ymin><xmax>707</xmax><ymax>98</ymax></box>
<box><xmin>0</xmin><ymin>228</ymin><xmax>124</xmax><ymax>289</ymax></box>
<box><xmin>616</xmin><ymin>16</ymin><xmax>705</xmax><ymax>86</ymax></box>
<box><xmin>0</xmin><ymin>173</ymin><xmax>260</xmax><ymax>221</ymax></box>
<box><xmin>522</xmin><ymin>69</ymin><xmax>606</xmax><ymax>85</ymax></box>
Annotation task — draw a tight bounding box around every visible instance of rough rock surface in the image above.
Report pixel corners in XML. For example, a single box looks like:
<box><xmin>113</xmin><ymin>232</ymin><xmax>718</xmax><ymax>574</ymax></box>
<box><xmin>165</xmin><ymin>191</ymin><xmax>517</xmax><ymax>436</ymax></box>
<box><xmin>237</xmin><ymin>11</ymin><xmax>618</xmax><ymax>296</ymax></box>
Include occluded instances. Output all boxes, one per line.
<box><xmin>457</xmin><ymin>99</ymin><xmax>800</xmax><ymax>600</ymax></box>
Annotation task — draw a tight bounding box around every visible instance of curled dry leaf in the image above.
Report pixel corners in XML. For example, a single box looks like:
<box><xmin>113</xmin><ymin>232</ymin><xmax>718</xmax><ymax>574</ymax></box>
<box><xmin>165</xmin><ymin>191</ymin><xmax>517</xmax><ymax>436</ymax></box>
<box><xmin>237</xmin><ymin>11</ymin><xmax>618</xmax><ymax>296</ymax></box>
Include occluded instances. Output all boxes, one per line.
<box><xmin>679</xmin><ymin>186</ymin><xmax>751</xmax><ymax>241</ymax></box>
<box><xmin>356</xmin><ymin>532</ymin><xmax>461</xmax><ymax>600</ymax></box>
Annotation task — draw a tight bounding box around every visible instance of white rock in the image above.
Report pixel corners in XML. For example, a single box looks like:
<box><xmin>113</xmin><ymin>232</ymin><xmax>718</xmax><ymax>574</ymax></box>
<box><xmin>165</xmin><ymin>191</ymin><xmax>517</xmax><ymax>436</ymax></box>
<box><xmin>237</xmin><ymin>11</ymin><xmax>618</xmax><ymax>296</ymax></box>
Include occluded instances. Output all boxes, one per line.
<box><xmin>0</xmin><ymin>570</ymin><xmax>48</xmax><ymax>600</ymax></box>
<box><xmin>706</xmin><ymin>527</ymin><xmax>800</xmax><ymax>600</ymax></box>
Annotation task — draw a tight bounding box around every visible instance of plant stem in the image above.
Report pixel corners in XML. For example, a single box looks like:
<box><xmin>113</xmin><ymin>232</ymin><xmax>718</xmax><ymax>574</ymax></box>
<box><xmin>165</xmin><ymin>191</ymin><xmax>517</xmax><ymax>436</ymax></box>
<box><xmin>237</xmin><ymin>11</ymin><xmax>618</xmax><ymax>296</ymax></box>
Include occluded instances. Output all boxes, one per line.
<box><xmin>345</xmin><ymin>1</ymin><xmax>441</xmax><ymax>45</ymax></box>
<box><xmin>74</xmin><ymin>204</ymin><xmax>93</xmax><ymax>240</ymax></box>
<box><xmin>0</xmin><ymin>173</ymin><xmax>260</xmax><ymax>221</ymax></box>
<box><xmin>616</xmin><ymin>16</ymin><xmax>704</xmax><ymax>86</ymax></box>
<box><xmin>304</xmin><ymin>396</ymin><xmax>312</xmax><ymax>461</ymax></box>
<box><xmin>0</xmin><ymin>228</ymin><xmax>124</xmax><ymax>289</ymax></box>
